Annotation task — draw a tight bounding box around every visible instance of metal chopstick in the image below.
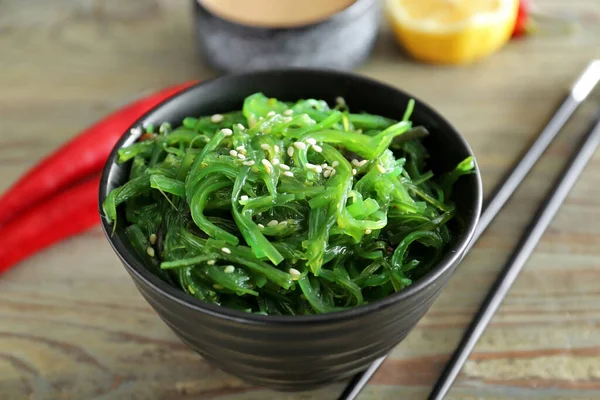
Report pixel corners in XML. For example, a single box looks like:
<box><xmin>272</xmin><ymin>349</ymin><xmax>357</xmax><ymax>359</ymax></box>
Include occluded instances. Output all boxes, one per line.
<box><xmin>337</xmin><ymin>60</ymin><xmax>600</xmax><ymax>400</ymax></box>
<box><xmin>429</xmin><ymin>112</ymin><xmax>600</xmax><ymax>400</ymax></box>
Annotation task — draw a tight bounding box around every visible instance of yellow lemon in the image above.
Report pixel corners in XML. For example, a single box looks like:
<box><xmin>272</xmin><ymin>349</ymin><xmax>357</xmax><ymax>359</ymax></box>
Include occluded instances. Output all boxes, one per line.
<box><xmin>385</xmin><ymin>0</ymin><xmax>519</xmax><ymax>65</ymax></box>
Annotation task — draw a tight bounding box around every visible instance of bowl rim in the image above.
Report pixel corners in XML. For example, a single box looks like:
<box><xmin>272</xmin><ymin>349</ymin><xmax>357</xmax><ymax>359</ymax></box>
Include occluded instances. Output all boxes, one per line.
<box><xmin>194</xmin><ymin>0</ymin><xmax>377</xmax><ymax>30</ymax></box>
<box><xmin>99</xmin><ymin>68</ymin><xmax>483</xmax><ymax>326</ymax></box>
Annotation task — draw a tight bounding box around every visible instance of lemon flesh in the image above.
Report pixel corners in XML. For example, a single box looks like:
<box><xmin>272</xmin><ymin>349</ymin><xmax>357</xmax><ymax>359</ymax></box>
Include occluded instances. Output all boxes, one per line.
<box><xmin>386</xmin><ymin>0</ymin><xmax>519</xmax><ymax>65</ymax></box>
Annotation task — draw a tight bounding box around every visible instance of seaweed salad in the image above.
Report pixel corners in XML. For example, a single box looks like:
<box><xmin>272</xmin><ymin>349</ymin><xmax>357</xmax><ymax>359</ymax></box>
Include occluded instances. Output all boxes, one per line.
<box><xmin>103</xmin><ymin>93</ymin><xmax>475</xmax><ymax>316</ymax></box>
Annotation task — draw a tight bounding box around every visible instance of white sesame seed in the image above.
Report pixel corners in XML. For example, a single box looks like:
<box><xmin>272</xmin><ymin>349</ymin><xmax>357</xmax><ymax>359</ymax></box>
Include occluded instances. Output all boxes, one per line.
<box><xmin>283</xmin><ymin>171</ymin><xmax>294</xmax><ymax>177</ymax></box>
<box><xmin>267</xmin><ymin>220</ymin><xmax>279</xmax><ymax>227</ymax></box>
<box><xmin>262</xmin><ymin>159</ymin><xmax>273</xmax><ymax>174</ymax></box>
<box><xmin>260</xmin><ymin>143</ymin><xmax>270</xmax><ymax>151</ymax></box>
<box><xmin>306</xmin><ymin>138</ymin><xmax>317</xmax><ymax>145</ymax></box>
<box><xmin>280</xmin><ymin>164</ymin><xmax>290</xmax><ymax>171</ymax></box>
<box><xmin>159</xmin><ymin>122</ymin><xmax>171</xmax><ymax>134</ymax></box>
<box><xmin>146</xmin><ymin>246</ymin><xmax>155</xmax><ymax>257</ymax></box>
<box><xmin>236</xmin><ymin>123</ymin><xmax>246</xmax><ymax>130</ymax></box>
<box><xmin>306</xmin><ymin>163</ymin><xmax>322</xmax><ymax>173</ymax></box>
<box><xmin>278</xmin><ymin>220</ymin><xmax>288</xmax><ymax>227</ymax></box>
<box><xmin>321</xmin><ymin>163</ymin><xmax>328</xmax><ymax>168</ymax></box>
<box><xmin>289</xmin><ymin>268</ymin><xmax>302</xmax><ymax>279</ymax></box>
<box><xmin>332</xmin><ymin>161</ymin><xmax>339</xmax><ymax>168</ymax></box>
<box><xmin>293</xmin><ymin>141</ymin><xmax>306</xmax><ymax>150</ymax></box>
<box><xmin>377</xmin><ymin>164</ymin><xmax>386</xmax><ymax>173</ymax></box>
<box><xmin>336</xmin><ymin>96</ymin><xmax>346</xmax><ymax>106</ymax></box>
<box><xmin>351</xmin><ymin>159</ymin><xmax>360</xmax><ymax>166</ymax></box>
<box><xmin>207</xmin><ymin>260</ymin><xmax>216</xmax><ymax>265</ymax></box>
<box><xmin>283</xmin><ymin>116</ymin><xmax>293</xmax><ymax>123</ymax></box>
<box><xmin>229</xmin><ymin>150</ymin><xmax>238</xmax><ymax>157</ymax></box>
<box><xmin>240</xmin><ymin>195</ymin><xmax>249</xmax><ymax>201</ymax></box>
<box><xmin>130</xmin><ymin>126</ymin><xmax>142</xmax><ymax>136</ymax></box>
<box><xmin>323</xmin><ymin>170</ymin><xmax>331</xmax><ymax>178</ymax></box>
<box><xmin>284</xmin><ymin>109</ymin><xmax>294</xmax><ymax>116</ymax></box>
<box><xmin>274</xmin><ymin>145</ymin><xmax>280</xmax><ymax>153</ymax></box>
<box><xmin>357</xmin><ymin>160</ymin><xmax>368</xmax><ymax>167</ymax></box>
<box><xmin>224</xmin><ymin>266</ymin><xmax>235</xmax><ymax>274</ymax></box>
<box><xmin>221</xmin><ymin>247</ymin><xmax>232</xmax><ymax>254</ymax></box>
<box><xmin>364</xmin><ymin>229</ymin><xmax>372</xmax><ymax>235</ymax></box>
<box><xmin>272</xmin><ymin>158</ymin><xmax>280</xmax><ymax>166</ymax></box>
<box><xmin>237</xmin><ymin>153</ymin><xmax>246</xmax><ymax>160</ymax></box>
<box><xmin>352</xmin><ymin>168</ymin><xmax>357</xmax><ymax>175</ymax></box>
<box><xmin>221</xmin><ymin>128</ymin><xmax>233</xmax><ymax>136</ymax></box>
<box><xmin>211</xmin><ymin>114</ymin><xmax>224</xmax><ymax>123</ymax></box>
<box><xmin>267</xmin><ymin>111</ymin><xmax>276</xmax><ymax>117</ymax></box>
<box><xmin>149</xmin><ymin>234</ymin><xmax>157</xmax><ymax>245</ymax></box>
<box><xmin>258</xmin><ymin>116</ymin><xmax>264</xmax><ymax>121</ymax></box>
<box><xmin>312</xmin><ymin>144</ymin><xmax>323</xmax><ymax>153</ymax></box>
<box><xmin>287</xmin><ymin>146</ymin><xmax>294</xmax><ymax>157</ymax></box>
<box><xmin>236</xmin><ymin>145</ymin><xmax>246</xmax><ymax>152</ymax></box>
<box><xmin>257</xmin><ymin>223</ymin><xmax>265</xmax><ymax>229</ymax></box>
<box><xmin>243</xmin><ymin>160</ymin><xmax>255</xmax><ymax>166</ymax></box>
<box><xmin>204</xmin><ymin>137</ymin><xmax>211</xmax><ymax>142</ymax></box>
<box><xmin>330</xmin><ymin>169</ymin><xmax>337</xmax><ymax>177</ymax></box>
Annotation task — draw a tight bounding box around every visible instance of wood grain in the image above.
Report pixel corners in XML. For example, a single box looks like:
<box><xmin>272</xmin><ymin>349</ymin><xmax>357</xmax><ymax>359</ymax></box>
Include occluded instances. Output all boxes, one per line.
<box><xmin>1</xmin><ymin>0</ymin><xmax>599</xmax><ymax>399</ymax></box>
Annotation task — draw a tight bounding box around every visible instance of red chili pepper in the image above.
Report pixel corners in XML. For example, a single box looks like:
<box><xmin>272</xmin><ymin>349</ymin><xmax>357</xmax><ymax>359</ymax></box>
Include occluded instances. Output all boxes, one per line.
<box><xmin>511</xmin><ymin>0</ymin><xmax>575</xmax><ymax>39</ymax></box>
<box><xmin>0</xmin><ymin>81</ymin><xmax>198</xmax><ymax>226</ymax></box>
<box><xmin>0</xmin><ymin>176</ymin><xmax>100</xmax><ymax>274</ymax></box>
<box><xmin>512</xmin><ymin>0</ymin><xmax>531</xmax><ymax>38</ymax></box>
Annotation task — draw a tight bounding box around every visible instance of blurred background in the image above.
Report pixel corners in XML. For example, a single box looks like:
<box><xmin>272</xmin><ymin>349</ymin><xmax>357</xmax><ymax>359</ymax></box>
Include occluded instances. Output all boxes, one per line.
<box><xmin>1</xmin><ymin>0</ymin><xmax>599</xmax><ymax>399</ymax></box>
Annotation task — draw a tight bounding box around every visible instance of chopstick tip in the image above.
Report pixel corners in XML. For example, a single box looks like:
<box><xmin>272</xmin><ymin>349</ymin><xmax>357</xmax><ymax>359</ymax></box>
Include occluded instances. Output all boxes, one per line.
<box><xmin>570</xmin><ymin>60</ymin><xmax>600</xmax><ymax>102</ymax></box>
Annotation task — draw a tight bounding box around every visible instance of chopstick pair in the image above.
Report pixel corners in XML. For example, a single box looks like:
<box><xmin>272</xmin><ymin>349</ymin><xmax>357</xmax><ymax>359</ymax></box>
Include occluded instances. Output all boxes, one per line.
<box><xmin>338</xmin><ymin>60</ymin><xmax>600</xmax><ymax>400</ymax></box>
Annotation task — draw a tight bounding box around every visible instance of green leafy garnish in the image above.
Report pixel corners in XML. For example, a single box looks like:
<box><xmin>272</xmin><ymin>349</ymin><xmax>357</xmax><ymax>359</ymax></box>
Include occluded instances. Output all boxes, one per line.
<box><xmin>103</xmin><ymin>93</ymin><xmax>475</xmax><ymax>315</ymax></box>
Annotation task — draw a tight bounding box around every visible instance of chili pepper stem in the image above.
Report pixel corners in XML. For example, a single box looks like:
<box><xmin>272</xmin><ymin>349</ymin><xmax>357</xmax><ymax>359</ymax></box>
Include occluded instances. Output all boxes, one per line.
<box><xmin>514</xmin><ymin>9</ymin><xmax>579</xmax><ymax>39</ymax></box>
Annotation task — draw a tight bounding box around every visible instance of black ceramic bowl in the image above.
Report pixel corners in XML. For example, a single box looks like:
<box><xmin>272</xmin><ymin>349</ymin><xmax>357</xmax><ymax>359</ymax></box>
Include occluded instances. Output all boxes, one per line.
<box><xmin>99</xmin><ymin>69</ymin><xmax>482</xmax><ymax>391</ymax></box>
<box><xmin>193</xmin><ymin>0</ymin><xmax>381</xmax><ymax>72</ymax></box>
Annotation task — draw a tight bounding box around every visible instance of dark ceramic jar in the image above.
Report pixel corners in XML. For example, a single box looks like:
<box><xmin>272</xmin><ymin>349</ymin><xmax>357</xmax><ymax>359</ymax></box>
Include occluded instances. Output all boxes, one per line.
<box><xmin>193</xmin><ymin>0</ymin><xmax>381</xmax><ymax>72</ymax></box>
<box><xmin>99</xmin><ymin>69</ymin><xmax>482</xmax><ymax>391</ymax></box>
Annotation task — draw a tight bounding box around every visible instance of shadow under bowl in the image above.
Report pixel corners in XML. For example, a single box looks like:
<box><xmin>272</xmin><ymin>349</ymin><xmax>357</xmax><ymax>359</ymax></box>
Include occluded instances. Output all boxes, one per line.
<box><xmin>99</xmin><ymin>69</ymin><xmax>482</xmax><ymax>391</ymax></box>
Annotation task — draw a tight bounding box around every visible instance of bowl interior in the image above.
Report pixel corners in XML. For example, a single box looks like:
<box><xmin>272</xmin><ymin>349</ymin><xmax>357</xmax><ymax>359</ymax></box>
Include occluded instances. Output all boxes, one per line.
<box><xmin>99</xmin><ymin>69</ymin><xmax>482</xmax><ymax>324</ymax></box>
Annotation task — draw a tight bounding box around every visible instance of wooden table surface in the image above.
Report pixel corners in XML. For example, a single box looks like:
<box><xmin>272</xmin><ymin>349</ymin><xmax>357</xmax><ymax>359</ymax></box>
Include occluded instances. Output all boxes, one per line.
<box><xmin>1</xmin><ymin>1</ymin><xmax>599</xmax><ymax>399</ymax></box>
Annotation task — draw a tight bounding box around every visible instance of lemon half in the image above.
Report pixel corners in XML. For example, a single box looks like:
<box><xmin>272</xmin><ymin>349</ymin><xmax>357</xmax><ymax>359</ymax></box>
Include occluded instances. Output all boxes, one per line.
<box><xmin>386</xmin><ymin>0</ymin><xmax>519</xmax><ymax>65</ymax></box>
